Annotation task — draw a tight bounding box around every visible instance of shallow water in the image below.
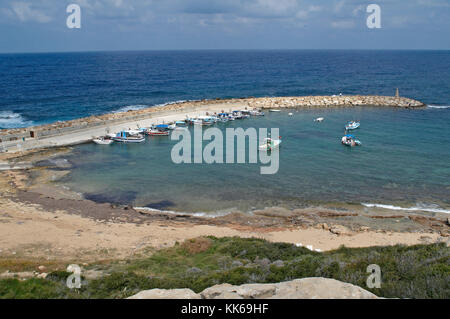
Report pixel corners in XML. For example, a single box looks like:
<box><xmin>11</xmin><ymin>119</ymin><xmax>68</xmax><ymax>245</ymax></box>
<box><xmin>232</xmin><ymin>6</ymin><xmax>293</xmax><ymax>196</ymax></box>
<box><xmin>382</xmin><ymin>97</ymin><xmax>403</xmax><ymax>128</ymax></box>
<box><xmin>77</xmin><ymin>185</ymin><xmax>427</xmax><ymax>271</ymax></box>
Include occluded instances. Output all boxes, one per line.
<box><xmin>60</xmin><ymin>107</ymin><xmax>450</xmax><ymax>214</ymax></box>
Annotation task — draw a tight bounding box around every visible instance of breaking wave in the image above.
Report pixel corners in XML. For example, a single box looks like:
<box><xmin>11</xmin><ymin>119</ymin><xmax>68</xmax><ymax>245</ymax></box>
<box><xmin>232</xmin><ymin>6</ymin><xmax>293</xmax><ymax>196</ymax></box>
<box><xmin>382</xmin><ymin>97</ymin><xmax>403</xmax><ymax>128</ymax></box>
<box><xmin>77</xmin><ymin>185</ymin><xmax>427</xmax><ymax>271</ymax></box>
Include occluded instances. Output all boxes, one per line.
<box><xmin>427</xmin><ymin>105</ymin><xmax>450</xmax><ymax>109</ymax></box>
<box><xmin>112</xmin><ymin>100</ymin><xmax>193</xmax><ymax>114</ymax></box>
<box><xmin>112</xmin><ymin>105</ymin><xmax>149</xmax><ymax>113</ymax></box>
<box><xmin>134</xmin><ymin>206</ymin><xmax>234</xmax><ymax>218</ymax></box>
<box><xmin>0</xmin><ymin>111</ymin><xmax>34</xmax><ymax>129</ymax></box>
<box><xmin>362</xmin><ymin>203</ymin><xmax>450</xmax><ymax>214</ymax></box>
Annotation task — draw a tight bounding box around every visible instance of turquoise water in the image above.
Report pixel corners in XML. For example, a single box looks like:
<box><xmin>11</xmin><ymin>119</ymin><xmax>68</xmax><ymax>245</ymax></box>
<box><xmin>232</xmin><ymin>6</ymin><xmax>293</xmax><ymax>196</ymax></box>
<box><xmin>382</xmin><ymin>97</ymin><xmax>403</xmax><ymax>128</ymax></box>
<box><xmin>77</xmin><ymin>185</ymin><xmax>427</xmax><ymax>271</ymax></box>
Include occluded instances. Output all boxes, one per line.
<box><xmin>61</xmin><ymin>106</ymin><xmax>450</xmax><ymax>214</ymax></box>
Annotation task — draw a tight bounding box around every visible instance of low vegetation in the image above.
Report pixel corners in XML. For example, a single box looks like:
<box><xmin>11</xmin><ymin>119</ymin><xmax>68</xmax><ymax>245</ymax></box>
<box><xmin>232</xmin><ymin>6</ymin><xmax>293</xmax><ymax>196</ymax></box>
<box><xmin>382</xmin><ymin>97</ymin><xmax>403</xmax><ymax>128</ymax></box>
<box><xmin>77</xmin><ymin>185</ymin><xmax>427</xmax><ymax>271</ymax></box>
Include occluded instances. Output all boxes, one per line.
<box><xmin>1</xmin><ymin>237</ymin><xmax>449</xmax><ymax>299</ymax></box>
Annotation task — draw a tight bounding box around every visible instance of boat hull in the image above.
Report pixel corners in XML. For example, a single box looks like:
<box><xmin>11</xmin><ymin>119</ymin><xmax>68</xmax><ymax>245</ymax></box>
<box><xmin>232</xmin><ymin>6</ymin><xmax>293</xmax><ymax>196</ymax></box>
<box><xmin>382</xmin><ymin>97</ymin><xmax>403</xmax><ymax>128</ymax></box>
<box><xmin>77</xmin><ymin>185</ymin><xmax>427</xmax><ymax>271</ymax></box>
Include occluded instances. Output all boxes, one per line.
<box><xmin>113</xmin><ymin>138</ymin><xmax>145</xmax><ymax>143</ymax></box>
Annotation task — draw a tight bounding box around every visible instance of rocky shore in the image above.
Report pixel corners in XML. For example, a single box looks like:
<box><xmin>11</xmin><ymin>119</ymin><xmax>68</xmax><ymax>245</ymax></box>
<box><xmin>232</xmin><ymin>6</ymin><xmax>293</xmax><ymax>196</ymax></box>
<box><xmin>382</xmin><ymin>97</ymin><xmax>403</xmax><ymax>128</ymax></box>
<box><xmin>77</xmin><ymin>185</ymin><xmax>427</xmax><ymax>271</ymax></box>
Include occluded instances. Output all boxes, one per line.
<box><xmin>0</xmin><ymin>95</ymin><xmax>424</xmax><ymax>153</ymax></box>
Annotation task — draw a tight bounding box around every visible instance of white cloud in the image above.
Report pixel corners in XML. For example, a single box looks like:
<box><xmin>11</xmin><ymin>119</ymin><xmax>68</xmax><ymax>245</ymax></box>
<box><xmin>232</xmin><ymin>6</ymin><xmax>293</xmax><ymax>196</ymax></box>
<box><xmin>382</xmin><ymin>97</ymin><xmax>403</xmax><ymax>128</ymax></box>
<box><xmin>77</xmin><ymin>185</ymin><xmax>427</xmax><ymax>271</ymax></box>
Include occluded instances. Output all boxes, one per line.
<box><xmin>10</xmin><ymin>2</ymin><xmax>52</xmax><ymax>23</ymax></box>
<box><xmin>331</xmin><ymin>20</ymin><xmax>355</xmax><ymax>29</ymax></box>
<box><xmin>352</xmin><ymin>5</ymin><xmax>364</xmax><ymax>17</ymax></box>
<box><xmin>333</xmin><ymin>0</ymin><xmax>346</xmax><ymax>13</ymax></box>
<box><xmin>295</xmin><ymin>4</ymin><xmax>322</xmax><ymax>20</ymax></box>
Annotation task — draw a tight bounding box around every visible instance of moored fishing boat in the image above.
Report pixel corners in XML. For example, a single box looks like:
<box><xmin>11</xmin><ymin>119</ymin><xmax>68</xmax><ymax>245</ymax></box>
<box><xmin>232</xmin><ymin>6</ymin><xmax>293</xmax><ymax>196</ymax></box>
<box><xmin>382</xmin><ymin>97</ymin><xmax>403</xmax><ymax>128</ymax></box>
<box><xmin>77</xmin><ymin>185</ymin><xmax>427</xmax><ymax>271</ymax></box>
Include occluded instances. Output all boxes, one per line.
<box><xmin>232</xmin><ymin>111</ymin><xmax>243</xmax><ymax>119</ymax></box>
<box><xmin>314</xmin><ymin>117</ymin><xmax>324</xmax><ymax>122</ymax></box>
<box><xmin>345</xmin><ymin>121</ymin><xmax>360</xmax><ymax>130</ymax></box>
<box><xmin>92</xmin><ymin>137</ymin><xmax>114</xmax><ymax>145</ymax></box>
<box><xmin>250</xmin><ymin>109</ymin><xmax>265</xmax><ymax>116</ymax></box>
<box><xmin>146</xmin><ymin>129</ymin><xmax>170</xmax><ymax>136</ymax></box>
<box><xmin>259</xmin><ymin>137</ymin><xmax>282</xmax><ymax>151</ymax></box>
<box><xmin>341</xmin><ymin>134</ymin><xmax>361</xmax><ymax>146</ymax></box>
<box><xmin>175</xmin><ymin>120</ymin><xmax>188</xmax><ymax>126</ymax></box>
<box><xmin>217</xmin><ymin>113</ymin><xmax>229</xmax><ymax>122</ymax></box>
<box><xmin>194</xmin><ymin>116</ymin><xmax>215</xmax><ymax>126</ymax></box>
<box><xmin>146</xmin><ymin>124</ymin><xmax>170</xmax><ymax>136</ymax></box>
<box><xmin>113</xmin><ymin>131</ymin><xmax>145</xmax><ymax>143</ymax></box>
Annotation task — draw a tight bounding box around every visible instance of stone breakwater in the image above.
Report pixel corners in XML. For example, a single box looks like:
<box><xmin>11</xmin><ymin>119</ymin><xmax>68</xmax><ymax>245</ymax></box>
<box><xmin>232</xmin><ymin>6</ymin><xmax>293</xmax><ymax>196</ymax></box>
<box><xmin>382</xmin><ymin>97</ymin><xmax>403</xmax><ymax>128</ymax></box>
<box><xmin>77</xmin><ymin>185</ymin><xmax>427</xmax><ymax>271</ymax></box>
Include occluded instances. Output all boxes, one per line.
<box><xmin>0</xmin><ymin>95</ymin><xmax>424</xmax><ymax>153</ymax></box>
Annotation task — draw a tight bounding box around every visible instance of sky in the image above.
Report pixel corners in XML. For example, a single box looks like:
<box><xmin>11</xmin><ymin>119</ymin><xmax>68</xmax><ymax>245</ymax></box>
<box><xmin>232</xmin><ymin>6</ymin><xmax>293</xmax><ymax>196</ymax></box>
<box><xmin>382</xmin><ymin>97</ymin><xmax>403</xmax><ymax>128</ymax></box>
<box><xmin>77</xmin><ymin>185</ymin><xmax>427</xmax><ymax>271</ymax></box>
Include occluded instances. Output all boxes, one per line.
<box><xmin>0</xmin><ymin>0</ymin><xmax>449</xmax><ymax>53</ymax></box>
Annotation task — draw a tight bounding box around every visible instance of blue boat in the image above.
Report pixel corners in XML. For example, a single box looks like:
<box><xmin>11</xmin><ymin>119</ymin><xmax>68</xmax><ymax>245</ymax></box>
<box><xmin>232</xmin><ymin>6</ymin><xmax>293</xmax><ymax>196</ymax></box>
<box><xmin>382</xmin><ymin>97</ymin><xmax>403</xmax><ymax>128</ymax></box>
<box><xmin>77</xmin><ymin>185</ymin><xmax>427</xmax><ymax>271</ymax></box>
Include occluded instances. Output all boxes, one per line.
<box><xmin>345</xmin><ymin>121</ymin><xmax>360</xmax><ymax>130</ymax></box>
<box><xmin>175</xmin><ymin>120</ymin><xmax>187</xmax><ymax>126</ymax></box>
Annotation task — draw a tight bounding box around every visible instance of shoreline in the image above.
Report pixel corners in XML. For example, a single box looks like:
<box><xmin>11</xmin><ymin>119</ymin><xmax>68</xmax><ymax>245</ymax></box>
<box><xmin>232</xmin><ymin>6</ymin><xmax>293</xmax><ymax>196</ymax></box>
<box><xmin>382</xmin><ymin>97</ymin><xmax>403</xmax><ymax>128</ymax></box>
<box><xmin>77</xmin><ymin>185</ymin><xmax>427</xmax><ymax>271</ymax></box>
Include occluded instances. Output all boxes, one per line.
<box><xmin>0</xmin><ymin>164</ymin><xmax>448</xmax><ymax>263</ymax></box>
<box><xmin>0</xmin><ymin>95</ymin><xmax>424</xmax><ymax>155</ymax></box>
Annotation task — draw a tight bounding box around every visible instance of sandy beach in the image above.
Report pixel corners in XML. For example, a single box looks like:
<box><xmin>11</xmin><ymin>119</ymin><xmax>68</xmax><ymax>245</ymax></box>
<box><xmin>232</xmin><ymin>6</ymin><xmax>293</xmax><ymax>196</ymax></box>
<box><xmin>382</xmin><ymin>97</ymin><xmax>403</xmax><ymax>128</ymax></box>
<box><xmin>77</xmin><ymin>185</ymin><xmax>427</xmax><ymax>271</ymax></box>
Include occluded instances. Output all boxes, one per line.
<box><xmin>0</xmin><ymin>165</ymin><xmax>448</xmax><ymax>263</ymax></box>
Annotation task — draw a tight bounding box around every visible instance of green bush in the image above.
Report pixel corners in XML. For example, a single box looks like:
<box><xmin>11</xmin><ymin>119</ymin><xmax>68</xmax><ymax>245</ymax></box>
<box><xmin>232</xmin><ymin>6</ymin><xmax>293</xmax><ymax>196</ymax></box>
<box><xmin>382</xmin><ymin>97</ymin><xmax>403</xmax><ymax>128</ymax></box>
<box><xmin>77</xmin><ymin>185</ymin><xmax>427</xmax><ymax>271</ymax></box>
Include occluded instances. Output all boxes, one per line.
<box><xmin>1</xmin><ymin>238</ymin><xmax>448</xmax><ymax>299</ymax></box>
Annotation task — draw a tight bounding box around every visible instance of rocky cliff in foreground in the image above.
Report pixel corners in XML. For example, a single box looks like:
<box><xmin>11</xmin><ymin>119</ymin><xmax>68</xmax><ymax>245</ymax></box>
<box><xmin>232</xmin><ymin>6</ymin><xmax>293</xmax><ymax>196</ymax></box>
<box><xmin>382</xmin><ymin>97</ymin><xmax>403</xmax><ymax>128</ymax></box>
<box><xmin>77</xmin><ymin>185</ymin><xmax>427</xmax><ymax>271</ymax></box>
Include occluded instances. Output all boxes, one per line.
<box><xmin>127</xmin><ymin>277</ymin><xmax>379</xmax><ymax>299</ymax></box>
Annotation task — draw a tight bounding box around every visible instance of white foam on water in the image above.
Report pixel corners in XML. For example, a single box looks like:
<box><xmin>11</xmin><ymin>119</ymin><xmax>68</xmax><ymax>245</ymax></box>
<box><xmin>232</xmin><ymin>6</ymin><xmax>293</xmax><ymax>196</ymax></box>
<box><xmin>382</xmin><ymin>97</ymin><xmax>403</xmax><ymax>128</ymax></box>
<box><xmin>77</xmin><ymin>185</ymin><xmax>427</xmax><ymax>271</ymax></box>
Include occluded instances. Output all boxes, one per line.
<box><xmin>427</xmin><ymin>105</ymin><xmax>450</xmax><ymax>109</ymax></box>
<box><xmin>112</xmin><ymin>100</ymin><xmax>192</xmax><ymax>114</ymax></box>
<box><xmin>155</xmin><ymin>100</ymin><xmax>189</xmax><ymax>107</ymax></box>
<box><xmin>134</xmin><ymin>206</ymin><xmax>234</xmax><ymax>218</ymax></box>
<box><xmin>362</xmin><ymin>203</ymin><xmax>450</xmax><ymax>214</ymax></box>
<box><xmin>0</xmin><ymin>111</ymin><xmax>34</xmax><ymax>129</ymax></box>
<box><xmin>113</xmin><ymin>105</ymin><xmax>149</xmax><ymax>113</ymax></box>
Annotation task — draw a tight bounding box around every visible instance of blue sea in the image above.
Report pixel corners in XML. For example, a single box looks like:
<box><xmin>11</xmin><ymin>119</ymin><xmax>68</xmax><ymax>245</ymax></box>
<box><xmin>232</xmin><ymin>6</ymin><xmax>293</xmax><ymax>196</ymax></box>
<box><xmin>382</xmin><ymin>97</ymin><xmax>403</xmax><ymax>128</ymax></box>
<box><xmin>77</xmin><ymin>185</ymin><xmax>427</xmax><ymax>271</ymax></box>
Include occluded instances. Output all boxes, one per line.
<box><xmin>1</xmin><ymin>50</ymin><xmax>449</xmax><ymax>214</ymax></box>
<box><xmin>0</xmin><ymin>50</ymin><xmax>449</xmax><ymax>128</ymax></box>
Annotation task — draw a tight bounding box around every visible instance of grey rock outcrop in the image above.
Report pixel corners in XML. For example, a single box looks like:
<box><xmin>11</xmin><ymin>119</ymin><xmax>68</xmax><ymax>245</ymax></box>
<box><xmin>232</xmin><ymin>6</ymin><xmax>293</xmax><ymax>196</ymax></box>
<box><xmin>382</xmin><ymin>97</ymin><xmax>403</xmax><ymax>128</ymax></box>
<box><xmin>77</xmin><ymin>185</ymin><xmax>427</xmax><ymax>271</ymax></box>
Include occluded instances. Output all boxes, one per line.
<box><xmin>127</xmin><ymin>288</ymin><xmax>201</xmax><ymax>299</ymax></box>
<box><xmin>127</xmin><ymin>277</ymin><xmax>379</xmax><ymax>299</ymax></box>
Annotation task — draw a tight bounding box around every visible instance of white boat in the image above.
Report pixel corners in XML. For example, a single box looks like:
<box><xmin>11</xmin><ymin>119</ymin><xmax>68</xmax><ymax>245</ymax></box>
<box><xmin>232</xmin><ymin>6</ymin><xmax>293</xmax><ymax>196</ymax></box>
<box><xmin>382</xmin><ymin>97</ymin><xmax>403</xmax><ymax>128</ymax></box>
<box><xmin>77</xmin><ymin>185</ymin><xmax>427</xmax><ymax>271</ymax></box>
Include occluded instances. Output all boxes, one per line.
<box><xmin>269</xmin><ymin>109</ymin><xmax>281</xmax><ymax>112</ymax></box>
<box><xmin>345</xmin><ymin>121</ymin><xmax>360</xmax><ymax>130</ymax></box>
<box><xmin>232</xmin><ymin>111</ymin><xmax>243</xmax><ymax>119</ymax></box>
<box><xmin>126</xmin><ymin>129</ymin><xmax>143</xmax><ymax>136</ymax></box>
<box><xmin>259</xmin><ymin>138</ymin><xmax>282</xmax><ymax>151</ymax></box>
<box><xmin>341</xmin><ymin>135</ymin><xmax>361</xmax><ymax>147</ymax></box>
<box><xmin>250</xmin><ymin>110</ymin><xmax>265</xmax><ymax>116</ymax></box>
<box><xmin>314</xmin><ymin>117</ymin><xmax>324</xmax><ymax>122</ymax></box>
<box><xmin>93</xmin><ymin>137</ymin><xmax>114</xmax><ymax>145</ymax></box>
<box><xmin>113</xmin><ymin>131</ymin><xmax>145</xmax><ymax>143</ymax></box>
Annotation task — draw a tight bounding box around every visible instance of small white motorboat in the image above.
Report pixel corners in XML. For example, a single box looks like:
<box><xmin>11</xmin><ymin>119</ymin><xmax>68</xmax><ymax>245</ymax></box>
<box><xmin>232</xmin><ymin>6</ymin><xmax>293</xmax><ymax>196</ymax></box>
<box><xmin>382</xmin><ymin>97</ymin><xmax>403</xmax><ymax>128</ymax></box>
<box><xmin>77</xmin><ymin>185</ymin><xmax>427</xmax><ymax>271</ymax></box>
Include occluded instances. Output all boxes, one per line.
<box><xmin>250</xmin><ymin>110</ymin><xmax>265</xmax><ymax>116</ymax></box>
<box><xmin>341</xmin><ymin>135</ymin><xmax>361</xmax><ymax>147</ymax></box>
<box><xmin>314</xmin><ymin>117</ymin><xmax>324</xmax><ymax>122</ymax></box>
<box><xmin>269</xmin><ymin>109</ymin><xmax>281</xmax><ymax>112</ymax></box>
<box><xmin>259</xmin><ymin>138</ymin><xmax>282</xmax><ymax>151</ymax></box>
<box><xmin>345</xmin><ymin>121</ymin><xmax>360</xmax><ymax>130</ymax></box>
<box><xmin>93</xmin><ymin>137</ymin><xmax>114</xmax><ymax>145</ymax></box>
<box><xmin>288</xmin><ymin>113</ymin><xmax>293</xmax><ymax>116</ymax></box>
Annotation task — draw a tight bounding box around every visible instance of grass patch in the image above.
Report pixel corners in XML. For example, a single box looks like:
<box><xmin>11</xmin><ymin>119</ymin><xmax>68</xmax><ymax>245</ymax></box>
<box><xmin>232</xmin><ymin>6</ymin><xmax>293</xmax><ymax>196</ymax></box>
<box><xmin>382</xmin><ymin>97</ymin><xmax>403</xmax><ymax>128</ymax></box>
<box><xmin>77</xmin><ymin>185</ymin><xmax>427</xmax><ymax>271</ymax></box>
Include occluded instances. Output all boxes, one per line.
<box><xmin>1</xmin><ymin>237</ymin><xmax>448</xmax><ymax>299</ymax></box>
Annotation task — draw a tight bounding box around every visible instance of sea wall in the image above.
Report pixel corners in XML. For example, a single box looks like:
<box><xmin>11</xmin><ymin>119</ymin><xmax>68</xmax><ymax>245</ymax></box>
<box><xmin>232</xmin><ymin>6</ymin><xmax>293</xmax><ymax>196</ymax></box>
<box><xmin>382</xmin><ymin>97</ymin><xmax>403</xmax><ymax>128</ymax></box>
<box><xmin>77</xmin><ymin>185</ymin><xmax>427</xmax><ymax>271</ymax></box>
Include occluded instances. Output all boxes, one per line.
<box><xmin>0</xmin><ymin>95</ymin><xmax>424</xmax><ymax>153</ymax></box>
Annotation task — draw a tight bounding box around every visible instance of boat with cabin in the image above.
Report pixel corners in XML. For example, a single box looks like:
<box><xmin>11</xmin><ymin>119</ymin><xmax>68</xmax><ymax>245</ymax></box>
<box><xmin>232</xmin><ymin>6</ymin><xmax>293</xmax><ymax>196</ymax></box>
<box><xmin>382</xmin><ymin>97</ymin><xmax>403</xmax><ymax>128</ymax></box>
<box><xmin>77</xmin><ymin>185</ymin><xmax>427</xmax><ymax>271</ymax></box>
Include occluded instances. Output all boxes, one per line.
<box><xmin>113</xmin><ymin>131</ymin><xmax>145</xmax><ymax>143</ymax></box>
